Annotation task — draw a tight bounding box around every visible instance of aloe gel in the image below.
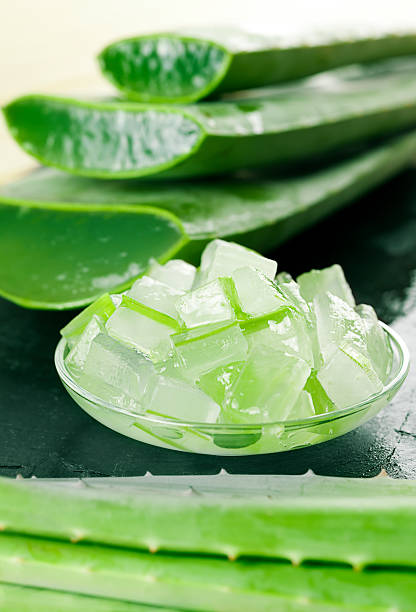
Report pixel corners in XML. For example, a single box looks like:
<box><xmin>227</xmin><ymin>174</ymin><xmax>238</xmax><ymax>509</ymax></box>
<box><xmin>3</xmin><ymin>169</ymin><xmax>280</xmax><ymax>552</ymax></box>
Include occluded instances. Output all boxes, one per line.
<box><xmin>172</xmin><ymin>322</ymin><xmax>248</xmax><ymax>382</ymax></box>
<box><xmin>65</xmin><ymin>315</ymin><xmax>103</xmax><ymax>376</ymax></box>
<box><xmin>356</xmin><ymin>304</ymin><xmax>393</xmax><ymax>382</ymax></box>
<box><xmin>298</xmin><ymin>264</ymin><xmax>355</xmax><ymax>307</ymax></box>
<box><xmin>231</xmin><ymin>266</ymin><xmax>286</xmax><ymax>317</ymax></box>
<box><xmin>79</xmin><ymin>333</ymin><xmax>156</xmax><ymax>411</ymax></box>
<box><xmin>127</xmin><ymin>276</ymin><xmax>184</xmax><ymax>320</ymax></box>
<box><xmin>197</xmin><ymin>239</ymin><xmax>277</xmax><ymax>286</ymax></box>
<box><xmin>60</xmin><ymin>239</ymin><xmax>393</xmax><ymax>429</ymax></box>
<box><xmin>176</xmin><ymin>278</ymin><xmax>237</xmax><ymax>328</ymax></box>
<box><xmin>149</xmin><ymin>259</ymin><xmax>196</xmax><ymax>292</ymax></box>
<box><xmin>145</xmin><ymin>376</ymin><xmax>220</xmax><ymax>423</ymax></box>
<box><xmin>223</xmin><ymin>345</ymin><xmax>311</xmax><ymax>423</ymax></box>
<box><xmin>106</xmin><ymin>298</ymin><xmax>179</xmax><ymax>362</ymax></box>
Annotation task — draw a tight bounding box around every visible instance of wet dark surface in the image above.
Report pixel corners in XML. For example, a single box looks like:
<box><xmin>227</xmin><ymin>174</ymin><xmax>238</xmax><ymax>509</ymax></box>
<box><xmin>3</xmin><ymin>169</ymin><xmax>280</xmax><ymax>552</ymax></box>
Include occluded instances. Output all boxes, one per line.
<box><xmin>1</xmin><ymin>169</ymin><xmax>415</xmax><ymax>478</ymax></box>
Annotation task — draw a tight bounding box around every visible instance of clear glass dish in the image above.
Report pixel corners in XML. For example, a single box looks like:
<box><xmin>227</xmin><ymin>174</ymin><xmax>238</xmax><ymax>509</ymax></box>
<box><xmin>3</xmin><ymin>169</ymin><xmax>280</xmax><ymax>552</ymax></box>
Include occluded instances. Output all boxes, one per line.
<box><xmin>55</xmin><ymin>323</ymin><xmax>409</xmax><ymax>456</ymax></box>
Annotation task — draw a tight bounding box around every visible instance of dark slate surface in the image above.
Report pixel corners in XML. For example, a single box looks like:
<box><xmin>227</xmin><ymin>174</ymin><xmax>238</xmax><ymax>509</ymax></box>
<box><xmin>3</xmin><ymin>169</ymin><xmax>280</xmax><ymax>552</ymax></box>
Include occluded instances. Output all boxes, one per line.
<box><xmin>1</xmin><ymin>169</ymin><xmax>415</xmax><ymax>479</ymax></box>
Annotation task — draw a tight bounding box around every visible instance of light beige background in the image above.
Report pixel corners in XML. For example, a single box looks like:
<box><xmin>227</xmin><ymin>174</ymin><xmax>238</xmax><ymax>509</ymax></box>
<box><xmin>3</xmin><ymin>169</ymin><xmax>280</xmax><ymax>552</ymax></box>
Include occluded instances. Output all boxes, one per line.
<box><xmin>1</xmin><ymin>0</ymin><xmax>416</xmax><ymax>182</ymax></box>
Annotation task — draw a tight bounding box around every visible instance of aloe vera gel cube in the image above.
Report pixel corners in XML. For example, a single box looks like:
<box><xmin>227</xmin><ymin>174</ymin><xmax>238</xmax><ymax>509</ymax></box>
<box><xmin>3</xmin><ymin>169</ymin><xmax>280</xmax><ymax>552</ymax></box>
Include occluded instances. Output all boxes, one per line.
<box><xmin>313</xmin><ymin>291</ymin><xmax>367</xmax><ymax>363</ymax></box>
<box><xmin>65</xmin><ymin>315</ymin><xmax>103</xmax><ymax>377</ymax></box>
<box><xmin>197</xmin><ymin>239</ymin><xmax>277</xmax><ymax>286</ymax></box>
<box><xmin>298</xmin><ymin>264</ymin><xmax>355</xmax><ymax>307</ymax></box>
<box><xmin>149</xmin><ymin>259</ymin><xmax>196</xmax><ymax>291</ymax></box>
<box><xmin>356</xmin><ymin>304</ymin><xmax>392</xmax><ymax>382</ymax></box>
<box><xmin>145</xmin><ymin>376</ymin><xmax>220</xmax><ymax>423</ymax></box>
<box><xmin>231</xmin><ymin>266</ymin><xmax>287</xmax><ymax>317</ymax></box>
<box><xmin>290</xmin><ymin>390</ymin><xmax>316</xmax><ymax>419</ymax></box>
<box><xmin>127</xmin><ymin>275</ymin><xmax>183</xmax><ymax>320</ymax></box>
<box><xmin>317</xmin><ymin>343</ymin><xmax>383</xmax><ymax>409</ymax></box>
<box><xmin>198</xmin><ymin>362</ymin><xmax>244</xmax><ymax>406</ymax></box>
<box><xmin>176</xmin><ymin>278</ymin><xmax>237</xmax><ymax>328</ymax></box>
<box><xmin>224</xmin><ymin>345</ymin><xmax>311</xmax><ymax>423</ymax></box>
<box><xmin>172</xmin><ymin>322</ymin><xmax>248</xmax><ymax>381</ymax></box>
<box><xmin>106</xmin><ymin>297</ymin><xmax>178</xmax><ymax>362</ymax></box>
<box><xmin>79</xmin><ymin>333</ymin><xmax>156</xmax><ymax>411</ymax></box>
<box><xmin>243</xmin><ymin>309</ymin><xmax>314</xmax><ymax>366</ymax></box>
<box><xmin>60</xmin><ymin>293</ymin><xmax>116</xmax><ymax>347</ymax></box>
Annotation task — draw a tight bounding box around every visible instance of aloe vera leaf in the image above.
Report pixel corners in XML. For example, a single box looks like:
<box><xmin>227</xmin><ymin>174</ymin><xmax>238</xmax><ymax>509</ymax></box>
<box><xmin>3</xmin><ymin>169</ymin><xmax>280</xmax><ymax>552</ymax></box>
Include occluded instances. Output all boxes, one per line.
<box><xmin>0</xmin><ymin>531</ymin><xmax>415</xmax><ymax>612</ymax></box>
<box><xmin>2</xmin><ymin>128</ymin><xmax>416</xmax><ymax>254</ymax></box>
<box><xmin>0</xmin><ymin>583</ymin><xmax>174</xmax><ymax>612</ymax></box>
<box><xmin>1</xmin><ymin>132</ymin><xmax>415</xmax><ymax>311</ymax></box>
<box><xmin>6</xmin><ymin>59</ymin><xmax>416</xmax><ymax>178</ymax></box>
<box><xmin>0</xmin><ymin>200</ymin><xmax>186</xmax><ymax>310</ymax></box>
<box><xmin>98</xmin><ymin>28</ymin><xmax>416</xmax><ymax>103</ymax></box>
<box><xmin>1</xmin><ymin>473</ymin><xmax>415</xmax><ymax>569</ymax></box>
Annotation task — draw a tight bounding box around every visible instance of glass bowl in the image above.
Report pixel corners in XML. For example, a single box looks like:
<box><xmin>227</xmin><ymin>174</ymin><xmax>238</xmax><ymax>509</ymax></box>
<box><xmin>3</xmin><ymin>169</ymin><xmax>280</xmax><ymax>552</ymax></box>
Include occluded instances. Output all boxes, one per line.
<box><xmin>55</xmin><ymin>323</ymin><xmax>409</xmax><ymax>456</ymax></box>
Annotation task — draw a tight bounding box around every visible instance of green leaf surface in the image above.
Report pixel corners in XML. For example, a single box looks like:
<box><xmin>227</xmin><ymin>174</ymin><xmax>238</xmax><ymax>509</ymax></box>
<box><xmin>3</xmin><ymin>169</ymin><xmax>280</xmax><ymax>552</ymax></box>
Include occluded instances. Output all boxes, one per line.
<box><xmin>0</xmin><ymin>199</ymin><xmax>186</xmax><ymax>310</ymax></box>
<box><xmin>0</xmin><ymin>529</ymin><xmax>416</xmax><ymax>611</ymax></box>
<box><xmin>5</xmin><ymin>58</ymin><xmax>416</xmax><ymax>179</ymax></box>
<box><xmin>98</xmin><ymin>28</ymin><xmax>416</xmax><ymax>103</ymax></box>
<box><xmin>0</xmin><ymin>583</ymin><xmax>174</xmax><ymax>612</ymax></box>
<box><xmin>1</xmin><ymin>131</ymin><xmax>416</xmax><ymax>310</ymax></box>
<box><xmin>1</xmin><ymin>472</ymin><xmax>416</xmax><ymax>569</ymax></box>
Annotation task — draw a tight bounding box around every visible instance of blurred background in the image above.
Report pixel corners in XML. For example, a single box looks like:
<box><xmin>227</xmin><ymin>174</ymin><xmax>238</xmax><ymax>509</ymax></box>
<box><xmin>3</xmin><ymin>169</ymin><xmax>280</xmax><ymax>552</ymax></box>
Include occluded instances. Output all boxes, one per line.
<box><xmin>2</xmin><ymin>0</ymin><xmax>416</xmax><ymax>182</ymax></box>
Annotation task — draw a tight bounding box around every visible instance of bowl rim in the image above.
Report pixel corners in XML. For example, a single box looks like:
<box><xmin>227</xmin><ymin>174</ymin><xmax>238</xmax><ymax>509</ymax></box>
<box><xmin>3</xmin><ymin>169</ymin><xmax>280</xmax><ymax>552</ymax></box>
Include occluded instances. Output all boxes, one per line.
<box><xmin>54</xmin><ymin>322</ymin><xmax>410</xmax><ymax>431</ymax></box>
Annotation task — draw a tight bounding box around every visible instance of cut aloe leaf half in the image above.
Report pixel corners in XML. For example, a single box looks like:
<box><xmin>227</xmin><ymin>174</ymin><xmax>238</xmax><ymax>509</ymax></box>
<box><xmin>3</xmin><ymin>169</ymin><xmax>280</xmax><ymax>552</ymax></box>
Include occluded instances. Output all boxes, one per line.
<box><xmin>6</xmin><ymin>59</ymin><xmax>416</xmax><ymax>179</ymax></box>
<box><xmin>0</xmin><ymin>200</ymin><xmax>186</xmax><ymax>310</ymax></box>
<box><xmin>1</xmin><ymin>131</ymin><xmax>416</xmax><ymax>310</ymax></box>
<box><xmin>98</xmin><ymin>28</ymin><xmax>416</xmax><ymax>103</ymax></box>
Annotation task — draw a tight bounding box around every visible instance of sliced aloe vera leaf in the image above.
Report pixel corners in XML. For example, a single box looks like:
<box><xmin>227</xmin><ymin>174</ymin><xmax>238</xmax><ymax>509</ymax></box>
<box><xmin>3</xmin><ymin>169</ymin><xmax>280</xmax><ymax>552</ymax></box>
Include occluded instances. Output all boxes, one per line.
<box><xmin>0</xmin><ymin>583</ymin><xmax>171</xmax><ymax>612</ymax></box>
<box><xmin>1</xmin><ymin>531</ymin><xmax>416</xmax><ymax>611</ymax></box>
<box><xmin>98</xmin><ymin>28</ymin><xmax>416</xmax><ymax>103</ymax></box>
<box><xmin>6</xmin><ymin>59</ymin><xmax>416</xmax><ymax>178</ymax></box>
<box><xmin>0</xmin><ymin>200</ymin><xmax>186</xmax><ymax>310</ymax></box>
<box><xmin>2</xmin><ymin>472</ymin><xmax>415</xmax><ymax>569</ymax></box>
<box><xmin>2</xmin><ymin>130</ymin><xmax>415</xmax><ymax>248</ymax></box>
<box><xmin>1</xmin><ymin>131</ymin><xmax>416</xmax><ymax>310</ymax></box>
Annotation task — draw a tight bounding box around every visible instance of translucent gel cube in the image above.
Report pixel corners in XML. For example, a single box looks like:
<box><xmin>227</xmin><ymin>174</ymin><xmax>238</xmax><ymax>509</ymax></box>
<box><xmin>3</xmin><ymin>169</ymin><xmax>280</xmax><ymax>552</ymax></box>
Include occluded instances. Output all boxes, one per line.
<box><xmin>223</xmin><ymin>345</ymin><xmax>311</xmax><ymax>423</ymax></box>
<box><xmin>65</xmin><ymin>315</ymin><xmax>103</xmax><ymax>377</ymax></box>
<box><xmin>197</xmin><ymin>239</ymin><xmax>277</xmax><ymax>286</ymax></box>
<box><xmin>313</xmin><ymin>292</ymin><xmax>368</xmax><ymax>363</ymax></box>
<box><xmin>148</xmin><ymin>259</ymin><xmax>196</xmax><ymax>292</ymax></box>
<box><xmin>304</xmin><ymin>371</ymin><xmax>335</xmax><ymax>414</ymax></box>
<box><xmin>176</xmin><ymin>278</ymin><xmax>237</xmax><ymax>328</ymax></box>
<box><xmin>317</xmin><ymin>342</ymin><xmax>383</xmax><ymax>409</ymax></box>
<box><xmin>127</xmin><ymin>275</ymin><xmax>184</xmax><ymax>320</ymax></box>
<box><xmin>276</xmin><ymin>272</ymin><xmax>314</xmax><ymax>326</ymax></box>
<box><xmin>79</xmin><ymin>332</ymin><xmax>156</xmax><ymax>412</ymax></box>
<box><xmin>197</xmin><ymin>362</ymin><xmax>244</xmax><ymax>406</ymax></box>
<box><xmin>145</xmin><ymin>376</ymin><xmax>220</xmax><ymax>423</ymax></box>
<box><xmin>60</xmin><ymin>293</ymin><xmax>116</xmax><ymax>348</ymax></box>
<box><xmin>106</xmin><ymin>297</ymin><xmax>179</xmax><ymax>362</ymax></box>
<box><xmin>242</xmin><ymin>309</ymin><xmax>314</xmax><ymax>366</ymax></box>
<box><xmin>231</xmin><ymin>266</ymin><xmax>287</xmax><ymax>317</ymax></box>
<box><xmin>356</xmin><ymin>304</ymin><xmax>393</xmax><ymax>383</ymax></box>
<box><xmin>172</xmin><ymin>322</ymin><xmax>248</xmax><ymax>381</ymax></box>
<box><xmin>289</xmin><ymin>390</ymin><xmax>316</xmax><ymax>419</ymax></box>
<box><xmin>297</xmin><ymin>264</ymin><xmax>355</xmax><ymax>308</ymax></box>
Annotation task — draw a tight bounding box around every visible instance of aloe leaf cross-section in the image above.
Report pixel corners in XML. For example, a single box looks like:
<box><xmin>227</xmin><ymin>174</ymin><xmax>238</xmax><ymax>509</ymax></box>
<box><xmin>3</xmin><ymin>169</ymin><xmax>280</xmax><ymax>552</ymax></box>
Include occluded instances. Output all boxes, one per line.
<box><xmin>98</xmin><ymin>27</ymin><xmax>416</xmax><ymax>103</ymax></box>
<box><xmin>0</xmin><ymin>199</ymin><xmax>186</xmax><ymax>310</ymax></box>
<box><xmin>1</xmin><ymin>130</ymin><xmax>416</xmax><ymax>310</ymax></box>
<box><xmin>5</xmin><ymin>58</ymin><xmax>416</xmax><ymax>179</ymax></box>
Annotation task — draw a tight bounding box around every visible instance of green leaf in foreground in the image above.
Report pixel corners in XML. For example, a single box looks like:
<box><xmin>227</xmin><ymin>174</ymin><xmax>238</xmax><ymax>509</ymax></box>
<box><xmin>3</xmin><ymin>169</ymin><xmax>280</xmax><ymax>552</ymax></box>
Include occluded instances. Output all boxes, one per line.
<box><xmin>98</xmin><ymin>27</ymin><xmax>416</xmax><ymax>103</ymax></box>
<box><xmin>0</xmin><ymin>524</ymin><xmax>415</xmax><ymax>610</ymax></box>
<box><xmin>1</xmin><ymin>130</ymin><xmax>416</xmax><ymax>309</ymax></box>
<box><xmin>0</xmin><ymin>583</ymin><xmax>170</xmax><ymax>612</ymax></box>
<box><xmin>0</xmin><ymin>200</ymin><xmax>186</xmax><ymax>309</ymax></box>
<box><xmin>1</xmin><ymin>472</ymin><xmax>415</xmax><ymax>569</ymax></box>
<box><xmin>5</xmin><ymin>58</ymin><xmax>416</xmax><ymax>179</ymax></box>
